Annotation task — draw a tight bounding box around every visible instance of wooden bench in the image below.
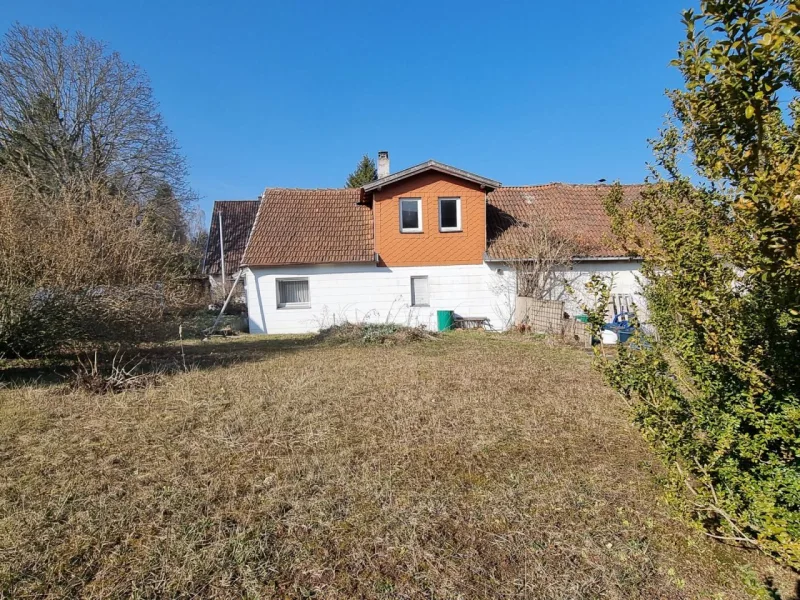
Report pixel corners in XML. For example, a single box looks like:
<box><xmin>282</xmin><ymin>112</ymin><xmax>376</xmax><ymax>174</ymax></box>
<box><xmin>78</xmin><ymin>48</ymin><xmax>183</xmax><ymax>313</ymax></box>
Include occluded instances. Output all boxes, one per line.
<box><xmin>454</xmin><ymin>316</ymin><xmax>490</xmax><ymax>330</ymax></box>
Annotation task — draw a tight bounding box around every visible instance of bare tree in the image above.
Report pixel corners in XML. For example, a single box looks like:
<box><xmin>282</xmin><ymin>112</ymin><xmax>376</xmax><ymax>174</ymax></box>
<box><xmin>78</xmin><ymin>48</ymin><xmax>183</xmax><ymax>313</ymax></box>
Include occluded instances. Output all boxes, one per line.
<box><xmin>0</xmin><ymin>24</ymin><xmax>189</xmax><ymax>210</ymax></box>
<box><xmin>493</xmin><ymin>212</ymin><xmax>581</xmax><ymax>300</ymax></box>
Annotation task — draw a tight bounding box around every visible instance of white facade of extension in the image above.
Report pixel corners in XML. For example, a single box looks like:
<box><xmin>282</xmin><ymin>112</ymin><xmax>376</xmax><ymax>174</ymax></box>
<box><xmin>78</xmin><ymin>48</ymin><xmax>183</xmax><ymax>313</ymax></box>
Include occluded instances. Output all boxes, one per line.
<box><xmin>554</xmin><ymin>259</ymin><xmax>646</xmax><ymax>317</ymax></box>
<box><xmin>245</xmin><ymin>259</ymin><xmax>644</xmax><ymax>335</ymax></box>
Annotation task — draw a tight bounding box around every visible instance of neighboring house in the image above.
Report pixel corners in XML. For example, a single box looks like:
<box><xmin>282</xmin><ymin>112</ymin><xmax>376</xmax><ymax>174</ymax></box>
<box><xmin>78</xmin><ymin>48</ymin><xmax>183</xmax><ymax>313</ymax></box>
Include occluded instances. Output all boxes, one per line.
<box><xmin>224</xmin><ymin>154</ymin><xmax>644</xmax><ymax>334</ymax></box>
<box><xmin>202</xmin><ymin>200</ymin><xmax>260</xmax><ymax>303</ymax></box>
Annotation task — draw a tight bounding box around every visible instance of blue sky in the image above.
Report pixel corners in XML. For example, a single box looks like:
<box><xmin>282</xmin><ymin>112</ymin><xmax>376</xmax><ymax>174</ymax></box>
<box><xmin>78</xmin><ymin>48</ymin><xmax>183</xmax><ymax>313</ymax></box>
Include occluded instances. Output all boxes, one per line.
<box><xmin>1</xmin><ymin>0</ymin><xmax>694</xmax><ymax>223</ymax></box>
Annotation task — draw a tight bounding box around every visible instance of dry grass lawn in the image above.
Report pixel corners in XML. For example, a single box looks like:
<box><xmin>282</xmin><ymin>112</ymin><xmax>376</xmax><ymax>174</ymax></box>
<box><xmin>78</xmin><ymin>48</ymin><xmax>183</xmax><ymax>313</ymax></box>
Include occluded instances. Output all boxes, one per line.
<box><xmin>1</xmin><ymin>333</ymin><xmax>797</xmax><ymax>599</ymax></box>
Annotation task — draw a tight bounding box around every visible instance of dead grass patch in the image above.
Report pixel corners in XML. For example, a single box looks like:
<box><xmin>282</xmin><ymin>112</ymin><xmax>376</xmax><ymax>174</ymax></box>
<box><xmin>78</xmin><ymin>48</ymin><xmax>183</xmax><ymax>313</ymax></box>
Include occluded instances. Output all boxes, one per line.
<box><xmin>0</xmin><ymin>333</ymin><xmax>796</xmax><ymax>598</ymax></box>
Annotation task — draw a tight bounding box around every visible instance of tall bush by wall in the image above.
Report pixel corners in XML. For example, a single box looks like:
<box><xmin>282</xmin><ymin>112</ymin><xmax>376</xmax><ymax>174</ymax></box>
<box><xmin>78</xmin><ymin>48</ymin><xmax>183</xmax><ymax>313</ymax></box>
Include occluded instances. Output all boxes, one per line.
<box><xmin>588</xmin><ymin>1</ymin><xmax>800</xmax><ymax>567</ymax></box>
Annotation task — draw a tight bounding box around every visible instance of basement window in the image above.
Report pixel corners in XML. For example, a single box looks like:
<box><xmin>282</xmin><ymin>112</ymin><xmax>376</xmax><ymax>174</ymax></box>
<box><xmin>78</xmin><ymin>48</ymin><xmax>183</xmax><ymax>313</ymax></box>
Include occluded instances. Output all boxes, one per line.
<box><xmin>277</xmin><ymin>278</ymin><xmax>310</xmax><ymax>308</ymax></box>
<box><xmin>400</xmin><ymin>198</ymin><xmax>422</xmax><ymax>233</ymax></box>
<box><xmin>438</xmin><ymin>197</ymin><xmax>462</xmax><ymax>232</ymax></box>
<box><xmin>411</xmin><ymin>276</ymin><xmax>429</xmax><ymax>307</ymax></box>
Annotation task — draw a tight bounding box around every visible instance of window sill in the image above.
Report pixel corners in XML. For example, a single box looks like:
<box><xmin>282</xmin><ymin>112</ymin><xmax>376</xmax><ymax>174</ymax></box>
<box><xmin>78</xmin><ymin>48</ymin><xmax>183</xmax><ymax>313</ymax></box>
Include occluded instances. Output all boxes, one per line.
<box><xmin>411</xmin><ymin>304</ymin><xmax>430</xmax><ymax>308</ymax></box>
<box><xmin>439</xmin><ymin>228</ymin><xmax>463</xmax><ymax>233</ymax></box>
<box><xmin>400</xmin><ymin>229</ymin><xmax>423</xmax><ymax>234</ymax></box>
<box><xmin>277</xmin><ymin>304</ymin><xmax>311</xmax><ymax>310</ymax></box>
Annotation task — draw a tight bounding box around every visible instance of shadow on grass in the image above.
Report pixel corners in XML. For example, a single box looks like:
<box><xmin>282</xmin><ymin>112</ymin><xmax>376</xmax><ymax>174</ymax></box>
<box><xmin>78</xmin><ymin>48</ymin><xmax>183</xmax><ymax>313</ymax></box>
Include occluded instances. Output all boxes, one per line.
<box><xmin>765</xmin><ymin>577</ymin><xmax>800</xmax><ymax>600</ymax></box>
<box><xmin>0</xmin><ymin>334</ymin><xmax>320</xmax><ymax>388</ymax></box>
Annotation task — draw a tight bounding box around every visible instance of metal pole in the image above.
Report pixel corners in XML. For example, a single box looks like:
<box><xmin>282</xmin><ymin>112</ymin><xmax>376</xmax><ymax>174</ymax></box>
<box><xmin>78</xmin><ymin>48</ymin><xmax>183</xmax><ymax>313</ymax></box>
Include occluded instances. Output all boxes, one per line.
<box><xmin>205</xmin><ymin>269</ymin><xmax>243</xmax><ymax>338</ymax></box>
<box><xmin>218</xmin><ymin>211</ymin><xmax>226</xmax><ymax>298</ymax></box>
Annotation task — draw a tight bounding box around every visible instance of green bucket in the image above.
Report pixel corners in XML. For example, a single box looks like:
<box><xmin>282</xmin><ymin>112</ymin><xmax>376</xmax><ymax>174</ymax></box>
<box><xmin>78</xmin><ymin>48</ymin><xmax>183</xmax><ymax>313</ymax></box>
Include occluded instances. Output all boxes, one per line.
<box><xmin>575</xmin><ymin>314</ymin><xmax>589</xmax><ymax>323</ymax></box>
<box><xmin>437</xmin><ymin>310</ymin><xmax>455</xmax><ymax>332</ymax></box>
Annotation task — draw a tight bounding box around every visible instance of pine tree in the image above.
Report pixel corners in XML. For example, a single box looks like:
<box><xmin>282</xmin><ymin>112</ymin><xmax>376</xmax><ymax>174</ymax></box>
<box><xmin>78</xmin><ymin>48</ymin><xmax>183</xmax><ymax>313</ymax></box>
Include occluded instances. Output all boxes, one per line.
<box><xmin>345</xmin><ymin>154</ymin><xmax>378</xmax><ymax>188</ymax></box>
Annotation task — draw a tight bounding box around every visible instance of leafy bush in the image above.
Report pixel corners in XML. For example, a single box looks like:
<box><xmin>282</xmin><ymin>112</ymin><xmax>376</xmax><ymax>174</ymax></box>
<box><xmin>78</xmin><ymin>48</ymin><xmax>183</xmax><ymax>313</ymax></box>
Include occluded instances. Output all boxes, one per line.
<box><xmin>591</xmin><ymin>2</ymin><xmax>800</xmax><ymax>568</ymax></box>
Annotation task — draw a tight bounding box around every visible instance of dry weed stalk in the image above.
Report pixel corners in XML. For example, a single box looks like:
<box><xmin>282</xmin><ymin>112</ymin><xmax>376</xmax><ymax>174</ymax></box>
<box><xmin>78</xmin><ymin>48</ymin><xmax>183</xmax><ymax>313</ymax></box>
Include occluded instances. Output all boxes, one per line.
<box><xmin>71</xmin><ymin>348</ymin><xmax>159</xmax><ymax>394</ymax></box>
<box><xmin>493</xmin><ymin>212</ymin><xmax>583</xmax><ymax>300</ymax></box>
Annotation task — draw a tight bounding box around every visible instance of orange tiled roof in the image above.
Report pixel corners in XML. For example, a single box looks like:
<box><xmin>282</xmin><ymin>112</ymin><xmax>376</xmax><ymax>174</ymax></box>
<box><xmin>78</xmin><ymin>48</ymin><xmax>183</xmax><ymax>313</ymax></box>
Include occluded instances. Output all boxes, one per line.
<box><xmin>486</xmin><ymin>183</ymin><xmax>644</xmax><ymax>259</ymax></box>
<box><xmin>241</xmin><ymin>188</ymin><xmax>374</xmax><ymax>266</ymax></box>
<box><xmin>239</xmin><ymin>181</ymin><xmax>643</xmax><ymax>267</ymax></box>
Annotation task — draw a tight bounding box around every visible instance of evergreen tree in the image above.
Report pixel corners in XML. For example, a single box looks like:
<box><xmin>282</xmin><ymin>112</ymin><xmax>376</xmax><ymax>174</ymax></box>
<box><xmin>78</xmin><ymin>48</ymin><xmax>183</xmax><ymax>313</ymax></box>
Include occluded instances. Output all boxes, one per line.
<box><xmin>141</xmin><ymin>183</ymin><xmax>186</xmax><ymax>241</ymax></box>
<box><xmin>345</xmin><ymin>154</ymin><xmax>378</xmax><ymax>188</ymax></box>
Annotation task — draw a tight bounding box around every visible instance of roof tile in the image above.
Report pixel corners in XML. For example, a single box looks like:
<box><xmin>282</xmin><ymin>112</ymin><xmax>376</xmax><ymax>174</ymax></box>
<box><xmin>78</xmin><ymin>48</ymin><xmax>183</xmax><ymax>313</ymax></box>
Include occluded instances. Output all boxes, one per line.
<box><xmin>486</xmin><ymin>184</ymin><xmax>644</xmax><ymax>259</ymax></box>
<box><xmin>241</xmin><ymin>188</ymin><xmax>374</xmax><ymax>266</ymax></box>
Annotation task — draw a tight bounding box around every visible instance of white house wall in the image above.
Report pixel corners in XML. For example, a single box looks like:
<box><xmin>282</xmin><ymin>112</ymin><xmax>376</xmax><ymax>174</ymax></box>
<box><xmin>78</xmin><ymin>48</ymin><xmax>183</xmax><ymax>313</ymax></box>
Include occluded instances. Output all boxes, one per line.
<box><xmin>244</xmin><ymin>260</ymin><xmax>646</xmax><ymax>335</ymax></box>
<box><xmin>245</xmin><ymin>263</ymin><xmax>517</xmax><ymax>334</ymax></box>
<box><xmin>553</xmin><ymin>260</ymin><xmax>646</xmax><ymax>318</ymax></box>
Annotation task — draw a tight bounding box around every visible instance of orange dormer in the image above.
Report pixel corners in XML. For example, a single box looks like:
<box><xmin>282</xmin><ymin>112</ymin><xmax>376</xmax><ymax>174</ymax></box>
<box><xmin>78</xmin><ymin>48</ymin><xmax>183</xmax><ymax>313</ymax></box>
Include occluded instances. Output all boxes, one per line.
<box><xmin>363</xmin><ymin>160</ymin><xmax>500</xmax><ymax>267</ymax></box>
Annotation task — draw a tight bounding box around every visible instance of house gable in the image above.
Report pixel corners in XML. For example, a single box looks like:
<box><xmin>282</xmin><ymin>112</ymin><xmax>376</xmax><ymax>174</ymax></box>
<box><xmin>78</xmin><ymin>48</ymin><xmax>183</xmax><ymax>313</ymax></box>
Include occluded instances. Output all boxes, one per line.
<box><xmin>363</xmin><ymin>159</ymin><xmax>500</xmax><ymax>193</ymax></box>
<box><xmin>372</xmin><ymin>171</ymin><xmax>488</xmax><ymax>267</ymax></box>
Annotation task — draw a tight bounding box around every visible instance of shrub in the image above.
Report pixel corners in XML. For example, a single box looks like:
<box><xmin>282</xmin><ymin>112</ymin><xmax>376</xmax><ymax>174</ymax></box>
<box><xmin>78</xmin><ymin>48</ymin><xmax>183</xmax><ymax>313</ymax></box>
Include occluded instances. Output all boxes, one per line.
<box><xmin>317</xmin><ymin>323</ymin><xmax>438</xmax><ymax>345</ymax></box>
<box><xmin>0</xmin><ymin>173</ymin><xmax>201</xmax><ymax>356</ymax></box>
<box><xmin>592</xmin><ymin>2</ymin><xmax>800</xmax><ymax>568</ymax></box>
<box><xmin>70</xmin><ymin>350</ymin><xmax>162</xmax><ymax>394</ymax></box>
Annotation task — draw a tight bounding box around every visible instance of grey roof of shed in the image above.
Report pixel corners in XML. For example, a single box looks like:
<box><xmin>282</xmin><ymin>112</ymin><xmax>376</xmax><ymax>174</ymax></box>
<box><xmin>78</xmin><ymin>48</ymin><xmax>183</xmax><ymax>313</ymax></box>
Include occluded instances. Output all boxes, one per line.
<box><xmin>203</xmin><ymin>200</ymin><xmax>260</xmax><ymax>276</ymax></box>
<box><xmin>362</xmin><ymin>160</ymin><xmax>501</xmax><ymax>192</ymax></box>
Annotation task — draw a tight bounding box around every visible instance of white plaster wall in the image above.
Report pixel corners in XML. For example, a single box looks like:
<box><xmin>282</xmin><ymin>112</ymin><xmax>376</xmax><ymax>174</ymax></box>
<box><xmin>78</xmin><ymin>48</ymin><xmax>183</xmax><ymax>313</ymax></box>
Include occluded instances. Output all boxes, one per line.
<box><xmin>245</xmin><ymin>263</ymin><xmax>517</xmax><ymax>334</ymax></box>
<box><xmin>551</xmin><ymin>260</ymin><xmax>646</xmax><ymax>318</ymax></box>
<box><xmin>244</xmin><ymin>260</ymin><xmax>646</xmax><ymax>335</ymax></box>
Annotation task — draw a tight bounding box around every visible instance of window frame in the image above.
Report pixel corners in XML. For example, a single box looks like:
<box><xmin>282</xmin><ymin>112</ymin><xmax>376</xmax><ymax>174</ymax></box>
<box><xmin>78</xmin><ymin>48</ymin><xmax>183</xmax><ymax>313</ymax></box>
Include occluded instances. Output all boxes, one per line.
<box><xmin>410</xmin><ymin>275</ymin><xmax>430</xmax><ymax>307</ymax></box>
<box><xmin>399</xmin><ymin>197</ymin><xmax>423</xmax><ymax>233</ymax></box>
<box><xmin>438</xmin><ymin>197</ymin><xmax>462</xmax><ymax>232</ymax></box>
<box><xmin>276</xmin><ymin>277</ymin><xmax>310</xmax><ymax>309</ymax></box>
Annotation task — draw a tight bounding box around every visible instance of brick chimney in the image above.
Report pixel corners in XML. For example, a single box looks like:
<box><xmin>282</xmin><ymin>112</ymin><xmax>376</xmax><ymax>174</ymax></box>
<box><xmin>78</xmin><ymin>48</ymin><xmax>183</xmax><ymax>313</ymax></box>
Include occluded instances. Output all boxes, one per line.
<box><xmin>377</xmin><ymin>151</ymin><xmax>390</xmax><ymax>179</ymax></box>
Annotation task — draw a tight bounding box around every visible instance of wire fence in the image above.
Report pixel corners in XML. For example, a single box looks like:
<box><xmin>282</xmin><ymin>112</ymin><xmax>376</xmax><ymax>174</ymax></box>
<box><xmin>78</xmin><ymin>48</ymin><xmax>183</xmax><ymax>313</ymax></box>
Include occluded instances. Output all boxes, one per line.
<box><xmin>515</xmin><ymin>297</ymin><xmax>592</xmax><ymax>349</ymax></box>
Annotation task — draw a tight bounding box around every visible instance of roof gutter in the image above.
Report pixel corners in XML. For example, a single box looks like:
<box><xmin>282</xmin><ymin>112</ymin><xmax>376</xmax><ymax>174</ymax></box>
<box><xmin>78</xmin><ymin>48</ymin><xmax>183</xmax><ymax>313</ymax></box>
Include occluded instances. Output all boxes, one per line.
<box><xmin>573</xmin><ymin>255</ymin><xmax>642</xmax><ymax>263</ymax></box>
<box><xmin>240</xmin><ymin>259</ymin><xmax>378</xmax><ymax>269</ymax></box>
<box><xmin>483</xmin><ymin>253</ymin><xmax>641</xmax><ymax>263</ymax></box>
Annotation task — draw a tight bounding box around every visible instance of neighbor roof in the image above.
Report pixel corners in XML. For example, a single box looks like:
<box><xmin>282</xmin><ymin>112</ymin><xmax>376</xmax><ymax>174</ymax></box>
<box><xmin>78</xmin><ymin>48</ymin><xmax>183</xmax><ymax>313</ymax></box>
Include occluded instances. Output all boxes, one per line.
<box><xmin>486</xmin><ymin>184</ymin><xmax>645</xmax><ymax>260</ymax></box>
<box><xmin>362</xmin><ymin>160</ymin><xmax>501</xmax><ymax>192</ymax></box>
<box><xmin>203</xmin><ymin>200</ymin><xmax>260</xmax><ymax>276</ymax></box>
<box><xmin>241</xmin><ymin>188</ymin><xmax>374</xmax><ymax>266</ymax></box>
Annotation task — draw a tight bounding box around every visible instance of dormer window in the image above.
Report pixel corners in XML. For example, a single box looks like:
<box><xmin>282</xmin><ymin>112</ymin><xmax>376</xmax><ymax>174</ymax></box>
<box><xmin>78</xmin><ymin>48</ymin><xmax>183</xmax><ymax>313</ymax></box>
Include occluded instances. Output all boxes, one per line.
<box><xmin>438</xmin><ymin>197</ymin><xmax>462</xmax><ymax>232</ymax></box>
<box><xmin>400</xmin><ymin>198</ymin><xmax>422</xmax><ymax>233</ymax></box>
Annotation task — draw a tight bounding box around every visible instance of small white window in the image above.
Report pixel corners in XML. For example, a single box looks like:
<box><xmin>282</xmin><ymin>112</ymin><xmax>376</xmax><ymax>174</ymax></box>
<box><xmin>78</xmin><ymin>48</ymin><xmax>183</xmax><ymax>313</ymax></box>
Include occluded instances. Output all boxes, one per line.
<box><xmin>400</xmin><ymin>198</ymin><xmax>422</xmax><ymax>233</ymax></box>
<box><xmin>411</xmin><ymin>276</ymin><xmax>429</xmax><ymax>307</ymax></box>
<box><xmin>277</xmin><ymin>278</ymin><xmax>309</xmax><ymax>308</ymax></box>
<box><xmin>438</xmin><ymin>197</ymin><xmax>461</xmax><ymax>232</ymax></box>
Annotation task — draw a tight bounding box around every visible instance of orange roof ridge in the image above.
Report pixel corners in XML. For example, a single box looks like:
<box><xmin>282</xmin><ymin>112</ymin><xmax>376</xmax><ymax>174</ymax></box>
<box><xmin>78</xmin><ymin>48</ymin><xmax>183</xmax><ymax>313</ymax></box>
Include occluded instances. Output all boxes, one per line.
<box><xmin>262</xmin><ymin>187</ymin><xmax>361</xmax><ymax>192</ymax></box>
<box><xmin>501</xmin><ymin>182</ymin><xmax>646</xmax><ymax>189</ymax></box>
